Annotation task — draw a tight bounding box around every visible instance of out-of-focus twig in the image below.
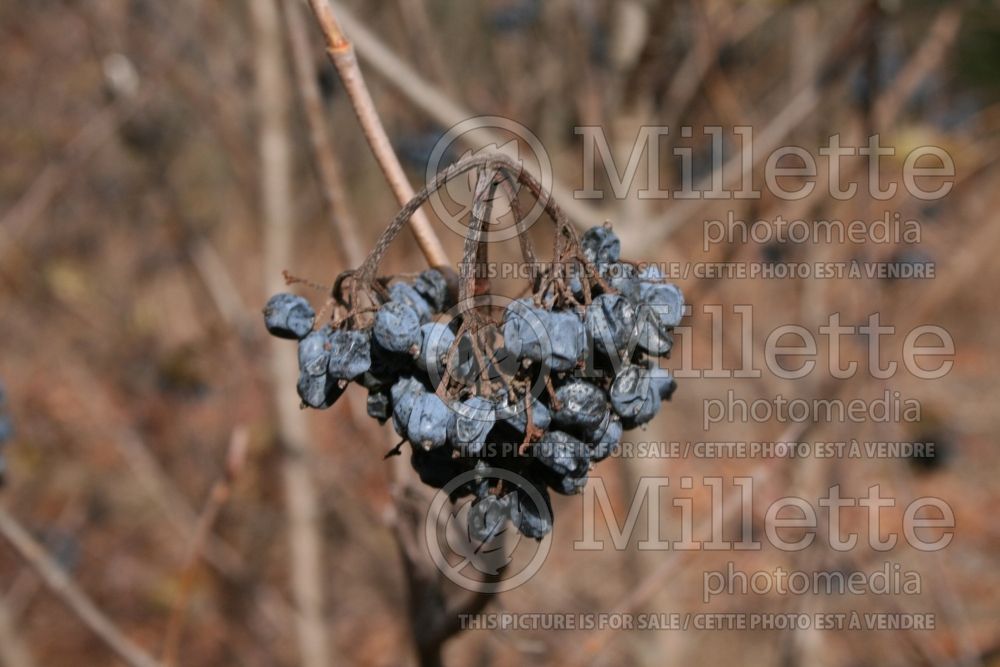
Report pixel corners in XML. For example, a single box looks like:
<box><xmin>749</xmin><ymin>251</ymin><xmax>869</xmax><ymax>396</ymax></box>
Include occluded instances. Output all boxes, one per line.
<box><xmin>0</xmin><ymin>596</ymin><xmax>36</xmax><ymax>667</ymax></box>
<box><xmin>306</xmin><ymin>0</ymin><xmax>449</xmax><ymax>268</ymax></box>
<box><xmin>252</xmin><ymin>2</ymin><xmax>334</xmax><ymax>667</ymax></box>
<box><xmin>283</xmin><ymin>0</ymin><xmax>365</xmax><ymax>268</ymax></box>
<box><xmin>0</xmin><ymin>507</ymin><xmax>161</xmax><ymax>667</ymax></box>
<box><xmin>161</xmin><ymin>427</ymin><xmax>248</xmax><ymax>667</ymax></box>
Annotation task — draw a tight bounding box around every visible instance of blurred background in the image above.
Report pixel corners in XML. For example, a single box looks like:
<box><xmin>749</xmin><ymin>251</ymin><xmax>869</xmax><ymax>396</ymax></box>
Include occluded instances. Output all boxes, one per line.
<box><xmin>0</xmin><ymin>0</ymin><xmax>998</xmax><ymax>665</ymax></box>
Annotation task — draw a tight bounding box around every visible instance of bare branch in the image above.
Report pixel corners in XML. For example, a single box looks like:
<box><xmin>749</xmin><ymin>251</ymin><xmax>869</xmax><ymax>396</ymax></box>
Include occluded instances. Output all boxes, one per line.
<box><xmin>306</xmin><ymin>0</ymin><xmax>450</xmax><ymax>268</ymax></box>
<box><xmin>0</xmin><ymin>508</ymin><xmax>162</xmax><ymax>667</ymax></box>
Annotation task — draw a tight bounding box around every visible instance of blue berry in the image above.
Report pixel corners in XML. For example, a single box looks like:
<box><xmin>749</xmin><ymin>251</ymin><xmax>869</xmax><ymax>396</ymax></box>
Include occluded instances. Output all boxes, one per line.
<box><xmin>407</xmin><ymin>392</ymin><xmax>453</xmax><ymax>450</ymax></box>
<box><xmin>264</xmin><ymin>293</ymin><xmax>315</xmax><ymax>339</ymax></box>
<box><xmin>297</xmin><ymin>370</ymin><xmax>343</xmax><ymax>409</ymax></box>
<box><xmin>502</xmin><ymin>299</ymin><xmax>551</xmax><ymax>364</ymax></box>
<box><xmin>327</xmin><ymin>329</ymin><xmax>371</xmax><ymax>379</ymax></box>
<box><xmin>588</xmin><ymin>412</ymin><xmax>623</xmax><ymax>461</ymax></box>
<box><xmin>391</xmin><ymin>376</ymin><xmax>425</xmax><ymax>436</ymax></box>
<box><xmin>581</xmin><ymin>226</ymin><xmax>621</xmax><ymax>265</ymax></box>
<box><xmin>585</xmin><ymin>294</ymin><xmax>637</xmax><ymax>358</ymax></box>
<box><xmin>367</xmin><ymin>390</ymin><xmax>390</xmax><ymax>423</ymax></box>
<box><xmin>416</xmin><ymin>322</ymin><xmax>455</xmax><ymax>378</ymax></box>
<box><xmin>639</xmin><ymin>282</ymin><xmax>684</xmax><ymax>329</ymax></box>
<box><xmin>497</xmin><ymin>393</ymin><xmax>551</xmax><ymax>433</ymax></box>
<box><xmin>468</xmin><ymin>494</ymin><xmax>509</xmax><ymax>543</ymax></box>
<box><xmin>389</xmin><ymin>282</ymin><xmax>433</xmax><ymax>323</ymax></box>
<box><xmin>648</xmin><ymin>365</ymin><xmax>677</xmax><ymax>401</ymax></box>
<box><xmin>374</xmin><ymin>301</ymin><xmax>421</xmax><ymax>354</ymax></box>
<box><xmin>414</xmin><ymin>269</ymin><xmax>450</xmax><ymax>312</ymax></box>
<box><xmin>298</xmin><ymin>327</ymin><xmax>333</xmax><ymax>377</ymax></box>
<box><xmin>552</xmin><ymin>380</ymin><xmax>608</xmax><ymax>432</ymax></box>
<box><xmin>547</xmin><ymin>310</ymin><xmax>587</xmax><ymax>371</ymax></box>
<box><xmin>509</xmin><ymin>483</ymin><xmax>553</xmax><ymax>539</ymax></box>
<box><xmin>450</xmin><ymin>396</ymin><xmax>495</xmax><ymax>456</ymax></box>
<box><xmin>533</xmin><ymin>430</ymin><xmax>589</xmax><ymax>477</ymax></box>
<box><xmin>610</xmin><ymin>366</ymin><xmax>660</xmax><ymax>427</ymax></box>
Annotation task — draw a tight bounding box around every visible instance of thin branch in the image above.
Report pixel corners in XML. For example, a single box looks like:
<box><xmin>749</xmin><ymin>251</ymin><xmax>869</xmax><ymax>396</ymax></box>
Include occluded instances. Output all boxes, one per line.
<box><xmin>252</xmin><ymin>1</ymin><xmax>334</xmax><ymax>667</ymax></box>
<box><xmin>283</xmin><ymin>0</ymin><xmax>366</xmax><ymax>268</ymax></box>
<box><xmin>161</xmin><ymin>427</ymin><xmax>249</xmax><ymax>667</ymax></box>
<box><xmin>0</xmin><ymin>507</ymin><xmax>162</xmax><ymax>667</ymax></box>
<box><xmin>306</xmin><ymin>0</ymin><xmax>449</xmax><ymax>268</ymax></box>
<box><xmin>0</xmin><ymin>595</ymin><xmax>36</xmax><ymax>667</ymax></box>
<box><xmin>323</xmin><ymin>0</ymin><xmax>606</xmax><ymax>230</ymax></box>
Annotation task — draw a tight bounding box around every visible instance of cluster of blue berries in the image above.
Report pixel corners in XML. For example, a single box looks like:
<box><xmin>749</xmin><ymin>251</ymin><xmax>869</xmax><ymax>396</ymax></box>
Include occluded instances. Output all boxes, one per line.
<box><xmin>0</xmin><ymin>383</ymin><xmax>13</xmax><ymax>485</ymax></box>
<box><xmin>264</xmin><ymin>225</ymin><xmax>684</xmax><ymax>542</ymax></box>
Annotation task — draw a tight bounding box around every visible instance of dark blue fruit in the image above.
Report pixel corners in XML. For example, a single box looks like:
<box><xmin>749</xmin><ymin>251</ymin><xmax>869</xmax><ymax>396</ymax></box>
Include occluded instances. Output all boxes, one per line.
<box><xmin>264</xmin><ymin>293</ymin><xmax>315</xmax><ymax>340</ymax></box>
<box><xmin>327</xmin><ymin>329</ymin><xmax>371</xmax><ymax>379</ymax></box>
<box><xmin>389</xmin><ymin>282</ymin><xmax>433</xmax><ymax>324</ymax></box>
<box><xmin>509</xmin><ymin>483</ymin><xmax>553</xmax><ymax>539</ymax></box>
<box><xmin>552</xmin><ymin>380</ymin><xmax>608</xmax><ymax>432</ymax></box>
<box><xmin>533</xmin><ymin>430</ymin><xmax>589</xmax><ymax>477</ymax></box>
<box><xmin>414</xmin><ymin>269</ymin><xmax>449</xmax><ymax>312</ymax></box>
<box><xmin>585</xmin><ymin>294</ymin><xmax>637</xmax><ymax>358</ymax></box>
<box><xmin>582</xmin><ymin>226</ymin><xmax>621</xmax><ymax>265</ymax></box>
<box><xmin>502</xmin><ymin>299</ymin><xmax>551</xmax><ymax>364</ymax></box>
<box><xmin>297</xmin><ymin>371</ymin><xmax>343</xmax><ymax>409</ymax></box>
<box><xmin>407</xmin><ymin>392</ymin><xmax>453</xmax><ymax>450</ymax></box>
<box><xmin>639</xmin><ymin>282</ymin><xmax>684</xmax><ymax>329</ymax></box>
<box><xmin>391</xmin><ymin>376</ymin><xmax>425</xmax><ymax>436</ymax></box>
<box><xmin>367</xmin><ymin>390</ymin><xmax>390</xmax><ymax>423</ymax></box>
<box><xmin>497</xmin><ymin>393</ymin><xmax>551</xmax><ymax>433</ymax></box>
<box><xmin>648</xmin><ymin>365</ymin><xmax>677</xmax><ymax>401</ymax></box>
<box><xmin>468</xmin><ymin>494</ymin><xmax>509</xmax><ymax>543</ymax></box>
<box><xmin>374</xmin><ymin>301</ymin><xmax>421</xmax><ymax>353</ymax></box>
<box><xmin>588</xmin><ymin>412</ymin><xmax>623</xmax><ymax>461</ymax></box>
<box><xmin>450</xmin><ymin>396</ymin><xmax>495</xmax><ymax>456</ymax></box>
<box><xmin>298</xmin><ymin>327</ymin><xmax>333</xmax><ymax>377</ymax></box>
<box><xmin>416</xmin><ymin>322</ymin><xmax>455</xmax><ymax>379</ymax></box>
<box><xmin>547</xmin><ymin>310</ymin><xmax>586</xmax><ymax>371</ymax></box>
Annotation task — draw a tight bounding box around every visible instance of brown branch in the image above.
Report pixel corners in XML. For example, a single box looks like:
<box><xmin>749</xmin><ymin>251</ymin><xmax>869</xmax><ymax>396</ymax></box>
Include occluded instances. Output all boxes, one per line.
<box><xmin>252</xmin><ymin>1</ymin><xmax>334</xmax><ymax>666</ymax></box>
<box><xmin>283</xmin><ymin>0</ymin><xmax>366</xmax><ymax>268</ymax></box>
<box><xmin>306</xmin><ymin>0</ymin><xmax>449</xmax><ymax>268</ymax></box>
<box><xmin>160</xmin><ymin>427</ymin><xmax>248</xmax><ymax>667</ymax></box>
<box><xmin>0</xmin><ymin>507</ymin><xmax>162</xmax><ymax>667</ymax></box>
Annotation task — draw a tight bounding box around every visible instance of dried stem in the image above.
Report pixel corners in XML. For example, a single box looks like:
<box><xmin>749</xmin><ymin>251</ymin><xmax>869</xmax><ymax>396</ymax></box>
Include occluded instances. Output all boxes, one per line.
<box><xmin>306</xmin><ymin>0</ymin><xmax>449</xmax><ymax>268</ymax></box>
<box><xmin>252</xmin><ymin>1</ymin><xmax>333</xmax><ymax>666</ymax></box>
<box><xmin>161</xmin><ymin>427</ymin><xmax>248</xmax><ymax>667</ymax></box>
<box><xmin>0</xmin><ymin>507</ymin><xmax>161</xmax><ymax>667</ymax></box>
<box><xmin>283</xmin><ymin>0</ymin><xmax>365</xmax><ymax>267</ymax></box>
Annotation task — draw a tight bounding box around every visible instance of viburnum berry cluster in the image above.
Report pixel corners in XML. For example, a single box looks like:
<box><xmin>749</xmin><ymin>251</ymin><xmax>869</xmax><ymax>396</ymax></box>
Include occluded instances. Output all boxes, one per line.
<box><xmin>263</xmin><ymin>155</ymin><xmax>685</xmax><ymax>541</ymax></box>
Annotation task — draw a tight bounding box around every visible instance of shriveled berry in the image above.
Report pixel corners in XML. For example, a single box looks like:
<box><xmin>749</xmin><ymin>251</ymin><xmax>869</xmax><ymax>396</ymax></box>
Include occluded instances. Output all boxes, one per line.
<box><xmin>367</xmin><ymin>390</ymin><xmax>390</xmax><ymax>423</ymax></box>
<box><xmin>298</xmin><ymin>328</ymin><xmax>332</xmax><ymax>377</ymax></box>
<box><xmin>502</xmin><ymin>299</ymin><xmax>551</xmax><ymax>364</ymax></box>
<box><xmin>497</xmin><ymin>393</ymin><xmax>551</xmax><ymax>433</ymax></box>
<box><xmin>416</xmin><ymin>322</ymin><xmax>455</xmax><ymax>378</ymax></box>
<box><xmin>389</xmin><ymin>282</ymin><xmax>433</xmax><ymax>323</ymax></box>
<box><xmin>263</xmin><ymin>293</ymin><xmax>315</xmax><ymax>340</ymax></box>
<box><xmin>547</xmin><ymin>310</ymin><xmax>587</xmax><ymax>371</ymax></box>
<box><xmin>327</xmin><ymin>329</ymin><xmax>371</xmax><ymax>379</ymax></box>
<box><xmin>374</xmin><ymin>301</ymin><xmax>421</xmax><ymax>353</ymax></box>
<box><xmin>552</xmin><ymin>380</ymin><xmax>608</xmax><ymax>432</ymax></box>
<box><xmin>391</xmin><ymin>376</ymin><xmax>425</xmax><ymax>436</ymax></box>
<box><xmin>414</xmin><ymin>269</ymin><xmax>450</xmax><ymax>312</ymax></box>
<box><xmin>509</xmin><ymin>483</ymin><xmax>553</xmax><ymax>539</ymax></box>
<box><xmin>297</xmin><ymin>371</ymin><xmax>343</xmax><ymax>409</ymax></box>
<box><xmin>588</xmin><ymin>412</ymin><xmax>623</xmax><ymax>461</ymax></box>
<box><xmin>582</xmin><ymin>226</ymin><xmax>621</xmax><ymax>265</ymax></box>
<box><xmin>468</xmin><ymin>494</ymin><xmax>509</xmax><ymax>543</ymax></box>
<box><xmin>407</xmin><ymin>393</ymin><xmax>453</xmax><ymax>450</ymax></box>
<box><xmin>450</xmin><ymin>396</ymin><xmax>495</xmax><ymax>456</ymax></box>
<box><xmin>585</xmin><ymin>294</ymin><xmax>637</xmax><ymax>358</ymax></box>
<box><xmin>609</xmin><ymin>365</ymin><xmax>649</xmax><ymax>418</ymax></box>
<box><xmin>533</xmin><ymin>430</ymin><xmax>588</xmax><ymax>477</ymax></box>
